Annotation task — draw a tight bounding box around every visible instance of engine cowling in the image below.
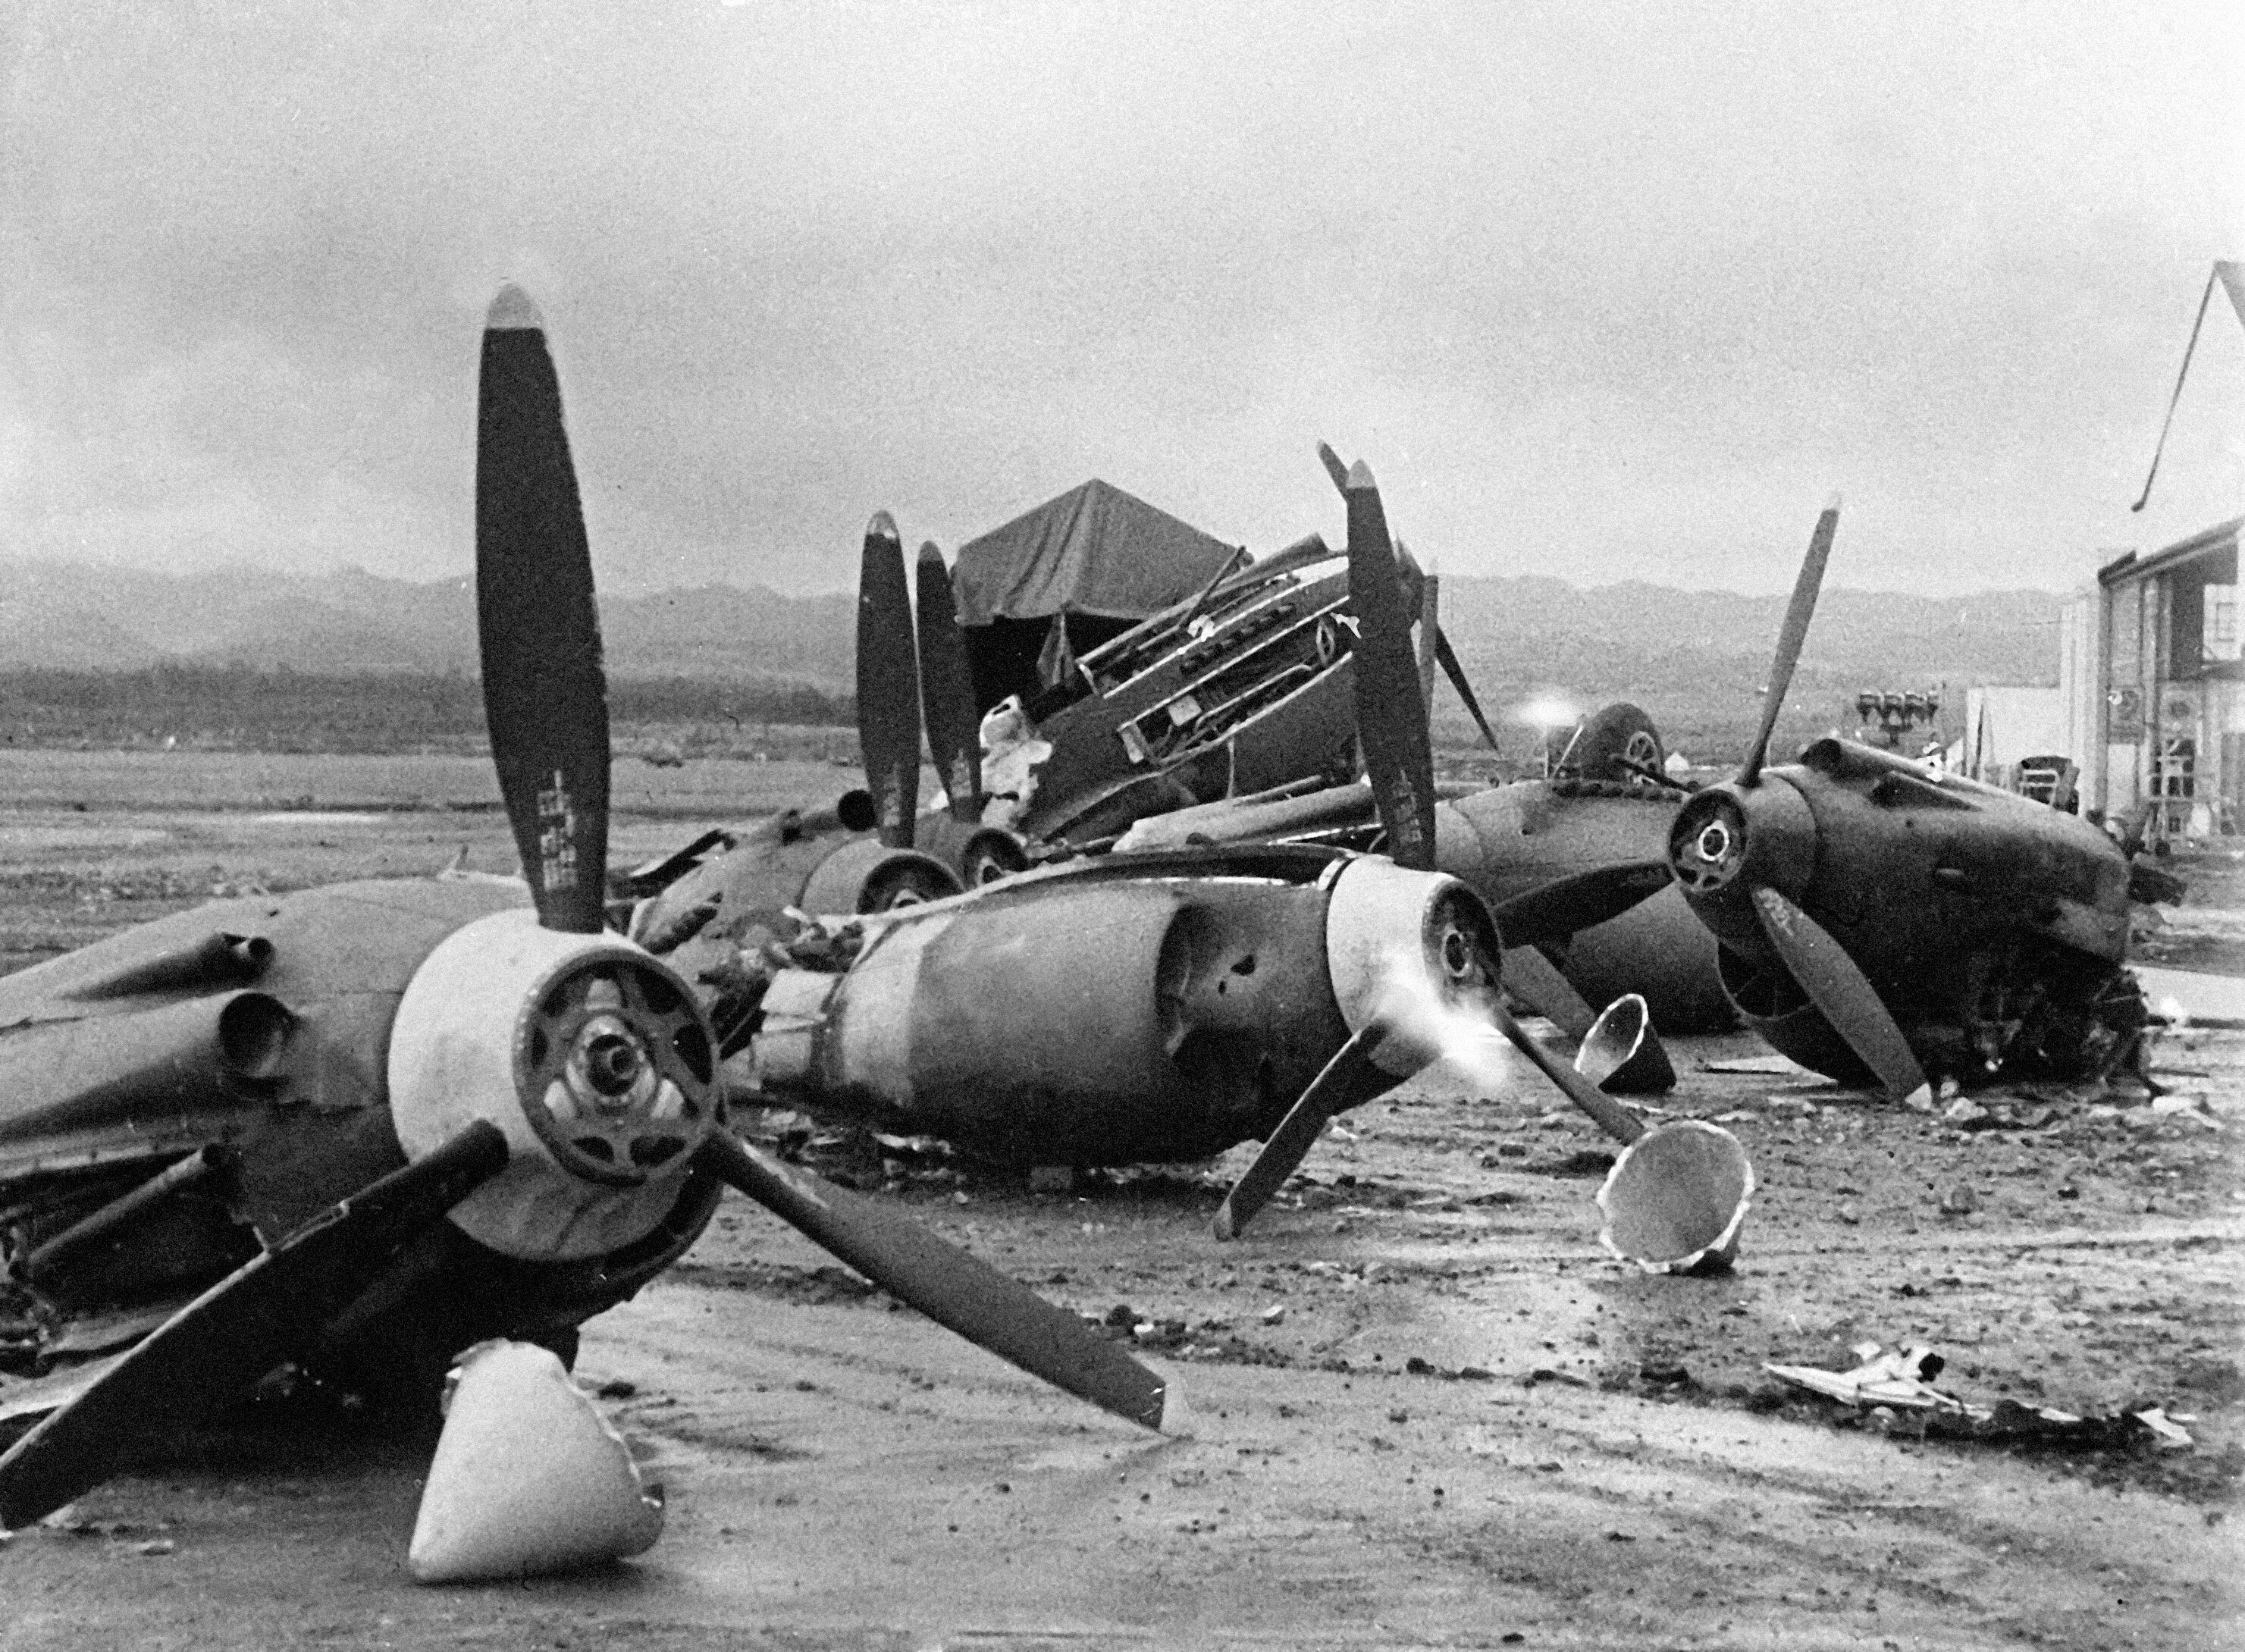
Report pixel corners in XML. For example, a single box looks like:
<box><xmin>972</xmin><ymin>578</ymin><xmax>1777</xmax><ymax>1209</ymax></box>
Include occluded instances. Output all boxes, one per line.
<box><xmin>1321</xmin><ymin>857</ymin><xmax>1504</xmax><ymax>1075</ymax></box>
<box><xmin>388</xmin><ymin>910</ymin><xmax>720</xmax><ymax>1262</ymax></box>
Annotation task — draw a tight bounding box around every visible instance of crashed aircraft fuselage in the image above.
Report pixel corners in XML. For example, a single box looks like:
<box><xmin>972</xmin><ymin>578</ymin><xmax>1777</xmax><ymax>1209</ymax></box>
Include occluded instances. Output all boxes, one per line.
<box><xmin>650</xmin><ymin>845</ymin><xmax>1500</xmax><ymax>1167</ymax></box>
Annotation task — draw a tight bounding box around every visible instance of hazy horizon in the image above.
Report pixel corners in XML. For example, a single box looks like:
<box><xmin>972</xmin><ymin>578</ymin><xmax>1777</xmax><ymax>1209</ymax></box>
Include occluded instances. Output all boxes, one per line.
<box><xmin>0</xmin><ymin>541</ymin><xmax>2109</xmax><ymax>604</ymax></box>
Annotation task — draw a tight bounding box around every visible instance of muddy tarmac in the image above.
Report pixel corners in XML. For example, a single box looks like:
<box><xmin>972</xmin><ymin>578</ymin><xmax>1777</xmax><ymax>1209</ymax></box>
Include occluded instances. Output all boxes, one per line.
<box><xmin>5</xmin><ymin>1020</ymin><xmax>2239</xmax><ymax>1651</ymax></box>
<box><xmin>2</xmin><ymin>798</ymin><xmax>2240</xmax><ymax>1647</ymax></box>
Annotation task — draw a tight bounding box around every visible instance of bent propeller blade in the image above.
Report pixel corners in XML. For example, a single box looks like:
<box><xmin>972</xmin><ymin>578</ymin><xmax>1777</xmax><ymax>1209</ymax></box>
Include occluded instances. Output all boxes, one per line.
<box><xmin>1213</xmin><ymin>1024</ymin><xmax>1385</xmax><ymax>1240</ymax></box>
<box><xmin>0</xmin><ymin>1123</ymin><xmax>510</xmax><ymax>1530</ymax></box>
<box><xmin>1739</xmin><ymin>498</ymin><xmax>1840</xmax><ymax>788</ymax></box>
<box><xmin>1500</xmin><ymin>945</ymin><xmax>1600</xmax><ymax>1038</ymax></box>
<box><xmin>1433</xmin><ymin>628</ymin><xmax>1503</xmax><ymax>754</ymax></box>
<box><xmin>695</xmin><ymin>1132</ymin><xmax>1169</xmax><ymax>1431</ymax></box>
<box><xmin>1489</xmin><ymin>860</ymin><xmax>1674</xmax><ymax>951</ymax></box>
<box><xmin>477</xmin><ymin>285</ymin><xmax>612</xmax><ymax>933</ymax></box>
<box><xmin>915</xmin><ymin>541</ymin><xmax>983</xmax><ymax>823</ymax></box>
<box><xmin>1748</xmin><ymin>886</ymin><xmax>1930</xmax><ymax>1104</ymax></box>
<box><xmin>857</xmin><ymin>513</ymin><xmax>921</xmax><ymax>848</ymax></box>
<box><xmin>1343</xmin><ymin>460</ymin><xmax>1438</xmax><ymax>870</ymax></box>
<box><xmin>1489</xmin><ymin>1001</ymin><xmax>1648</xmax><ymax>1146</ymax></box>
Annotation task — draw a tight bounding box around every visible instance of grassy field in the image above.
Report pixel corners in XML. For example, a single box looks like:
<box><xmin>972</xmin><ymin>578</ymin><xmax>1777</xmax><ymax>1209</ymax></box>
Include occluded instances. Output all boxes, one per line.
<box><xmin>0</xmin><ymin>750</ymin><xmax>877</xmax><ymax>974</ymax></box>
<box><xmin>0</xmin><ymin>746</ymin><xmax>864</xmax><ymax>817</ymax></box>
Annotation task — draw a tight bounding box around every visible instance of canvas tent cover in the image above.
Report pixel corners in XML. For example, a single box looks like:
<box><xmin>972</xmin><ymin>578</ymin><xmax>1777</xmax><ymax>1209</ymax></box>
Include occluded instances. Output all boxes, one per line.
<box><xmin>952</xmin><ymin>478</ymin><xmax>1237</xmax><ymax>628</ymax></box>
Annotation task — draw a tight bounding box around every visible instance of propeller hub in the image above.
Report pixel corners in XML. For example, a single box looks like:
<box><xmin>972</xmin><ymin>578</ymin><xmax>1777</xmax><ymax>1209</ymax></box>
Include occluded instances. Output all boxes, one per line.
<box><xmin>1666</xmin><ymin>778</ymin><xmax>1820</xmax><ymax>950</ymax></box>
<box><xmin>519</xmin><ymin>954</ymin><xmax>714</xmax><ymax>1183</ymax></box>
<box><xmin>572</xmin><ymin>1019</ymin><xmax>651</xmax><ymax>1107</ymax></box>
<box><xmin>390</xmin><ymin>911</ymin><xmax>724</xmax><ymax>1262</ymax></box>
<box><xmin>1670</xmin><ymin>794</ymin><xmax>1751</xmax><ymax>894</ymax></box>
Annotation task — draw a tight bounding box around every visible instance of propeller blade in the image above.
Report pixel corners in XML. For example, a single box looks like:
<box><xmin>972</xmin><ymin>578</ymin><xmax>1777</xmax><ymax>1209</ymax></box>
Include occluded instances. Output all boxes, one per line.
<box><xmin>1739</xmin><ymin>498</ymin><xmax>1841</xmax><ymax>788</ymax></box>
<box><xmin>1432</xmin><ymin>629</ymin><xmax>1503</xmax><ymax>755</ymax></box>
<box><xmin>857</xmin><ymin>513</ymin><xmax>920</xmax><ymax>848</ymax></box>
<box><xmin>914</xmin><ymin>541</ymin><xmax>983</xmax><ymax>823</ymax></box>
<box><xmin>1315</xmin><ymin>440</ymin><xmax>1350</xmax><ymax>493</ymax></box>
<box><xmin>1488</xmin><ymin>1000</ymin><xmax>1648</xmax><ymax>1145</ymax></box>
<box><xmin>476</xmin><ymin>285</ymin><xmax>612</xmax><ymax>933</ymax></box>
<box><xmin>0</xmin><ymin>1122</ymin><xmax>510</xmax><ymax>1529</ymax></box>
<box><xmin>1748</xmin><ymin>885</ymin><xmax>1930</xmax><ymax>1104</ymax></box>
<box><xmin>1415</xmin><ymin>568</ymin><xmax>1440</xmax><ymax>713</ymax></box>
<box><xmin>1340</xmin><ymin>460</ymin><xmax>1438</xmax><ymax>870</ymax></box>
<box><xmin>694</xmin><ymin>1132</ymin><xmax>1168</xmax><ymax>1431</ymax></box>
<box><xmin>1489</xmin><ymin>860</ymin><xmax>1673</xmax><ymax>951</ymax></box>
<box><xmin>1499</xmin><ymin>945</ymin><xmax>1599</xmax><ymax>1038</ymax></box>
<box><xmin>1212</xmin><ymin>1025</ymin><xmax>1385</xmax><ymax>1240</ymax></box>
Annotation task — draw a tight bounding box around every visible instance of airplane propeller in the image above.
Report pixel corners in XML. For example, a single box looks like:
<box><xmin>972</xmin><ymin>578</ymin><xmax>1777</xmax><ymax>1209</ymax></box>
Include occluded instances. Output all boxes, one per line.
<box><xmin>1739</xmin><ymin>499</ymin><xmax>1839</xmax><ymax>789</ymax></box>
<box><xmin>1327</xmin><ymin>447</ymin><xmax>1437</xmax><ymax>871</ymax></box>
<box><xmin>1209</xmin><ymin>448</ymin><xmax>1447</xmax><ymax>1234</ymax></box>
<box><xmin>1212</xmin><ymin>447</ymin><xmax>1758</xmax><ymax>1249</ymax></box>
<box><xmin>477</xmin><ymin>282</ymin><xmax>613</xmax><ymax>934</ymax></box>
<box><xmin>915</xmin><ymin>541</ymin><xmax>984</xmax><ymax>823</ymax></box>
<box><xmin>857</xmin><ymin>514</ymin><xmax>922</xmax><ymax>848</ymax></box>
<box><xmin>1211</xmin><ymin>1025</ymin><xmax>1384</xmax><ymax>1240</ymax></box>
<box><xmin>1487</xmin><ymin>862</ymin><xmax>1676</xmax><ymax>953</ymax></box>
<box><xmin>1669</xmin><ymin>500</ymin><xmax>1932</xmax><ymax>1106</ymax></box>
<box><xmin>0</xmin><ymin>287</ymin><xmax>1168</xmax><ymax>1531</ymax></box>
<box><xmin>0</xmin><ymin>1124</ymin><xmax>510</xmax><ymax>1529</ymax></box>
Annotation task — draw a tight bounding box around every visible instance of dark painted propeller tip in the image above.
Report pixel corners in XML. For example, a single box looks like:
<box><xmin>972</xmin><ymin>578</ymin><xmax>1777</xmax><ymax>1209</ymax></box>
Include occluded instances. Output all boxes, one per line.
<box><xmin>487</xmin><ymin>284</ymin><xmax>543</xmax><ymax>332</ymax></box>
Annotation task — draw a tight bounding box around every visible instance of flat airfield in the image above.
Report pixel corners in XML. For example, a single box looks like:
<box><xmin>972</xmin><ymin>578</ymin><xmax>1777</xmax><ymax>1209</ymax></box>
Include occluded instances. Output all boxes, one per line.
<box><xmin>2</xmin><ymin>751</ymin><xmax>2240</xmax><ymax>1651</ymax></box>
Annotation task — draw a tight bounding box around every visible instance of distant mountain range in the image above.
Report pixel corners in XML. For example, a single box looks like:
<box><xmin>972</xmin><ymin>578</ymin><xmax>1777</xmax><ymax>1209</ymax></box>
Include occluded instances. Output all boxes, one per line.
<box><xmin>0</xmin><ymin>560</ymin><xmax>856</xmax><ymax>686</ymax></box>
<box><xmin>0</xmin><ymin>558</ymin><xmax>2065</xmax><ymax>760</ymax></box>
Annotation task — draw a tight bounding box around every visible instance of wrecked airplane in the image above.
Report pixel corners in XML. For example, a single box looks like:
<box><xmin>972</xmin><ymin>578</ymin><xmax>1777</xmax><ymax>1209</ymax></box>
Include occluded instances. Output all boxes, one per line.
<box><xmin>1121</xmin><ymin>696</ymin><xmax>1731</xmax><ymax>1039</ymax></box>
<box><xmin>1650</xmin><ymin>502</ymin><xmax>2169</xmax><ymax>1098</ymax></box>
<box><xmin>622</xmin><ymin>471</ymin><xmax>1396</xmax><ymax>937</ymax></box>
<box><xmin>0</xmin><ymin>287</ymin><xmax>1171</xmax><ymax>1532</ymax></box>
<box><xmin>657</xmin><ymin>444</ymin><xmax>1756</xmax><ymax>1266</ymax></box>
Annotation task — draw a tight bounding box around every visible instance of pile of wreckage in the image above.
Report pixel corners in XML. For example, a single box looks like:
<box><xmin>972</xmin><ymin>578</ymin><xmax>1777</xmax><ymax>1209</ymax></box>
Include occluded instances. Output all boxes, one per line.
<box><xmin>0</xmin><ymin>287</ymin><xmax>2198</xmax><ymax>1578</ymax></box>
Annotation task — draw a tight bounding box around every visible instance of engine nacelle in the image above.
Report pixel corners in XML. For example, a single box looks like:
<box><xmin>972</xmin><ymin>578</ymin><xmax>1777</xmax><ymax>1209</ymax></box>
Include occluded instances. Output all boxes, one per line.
<box><xmin>389</xmin><ymin>911</ymin><xmax>720</xmax><ymax>1262</ymax></box>
<box><xmin>1321</xmin><ymin>857</ymin><xmax>1503</xmax><ymax>1075</ymax></box>
<box><xmin>735</xmin><ymin>852</ymin><xmax>1503</xmax><ymax>1163</ymax></box>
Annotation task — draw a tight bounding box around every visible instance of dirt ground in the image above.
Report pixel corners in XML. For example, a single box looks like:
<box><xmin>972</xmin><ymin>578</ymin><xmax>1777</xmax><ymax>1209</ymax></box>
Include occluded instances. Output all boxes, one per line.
<box><xmin>2</xmin><ymin>758</ymin><xmax>2241</xmax><ymax>1650</ymax></box>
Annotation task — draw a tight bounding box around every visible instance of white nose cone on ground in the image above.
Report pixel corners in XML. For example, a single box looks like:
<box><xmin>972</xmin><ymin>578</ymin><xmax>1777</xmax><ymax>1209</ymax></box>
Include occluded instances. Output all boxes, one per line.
<box><xmin>409</xmin><ymin>1340</ymin><xmax>664</xmax><ymax>1583</ymax></box>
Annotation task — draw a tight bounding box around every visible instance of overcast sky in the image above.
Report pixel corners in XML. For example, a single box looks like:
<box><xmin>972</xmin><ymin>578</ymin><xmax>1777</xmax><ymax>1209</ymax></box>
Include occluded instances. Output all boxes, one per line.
<box><xmin>4</xmin><ymin>2</ymin><xmax>2240</xmax><ymax>600</ymax></box>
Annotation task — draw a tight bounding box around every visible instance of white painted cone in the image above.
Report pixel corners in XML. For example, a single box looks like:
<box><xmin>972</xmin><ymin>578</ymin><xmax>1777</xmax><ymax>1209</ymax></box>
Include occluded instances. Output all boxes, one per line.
<box><xmin>409</xmin><ymin>1340</ymin><xmax>664</xmax><ymax>1583</ymax></box>
<box><xmin>1595</xmin><ymin>1120</ymin><xmax>1753</xmax><ymax>1275</ymax></box>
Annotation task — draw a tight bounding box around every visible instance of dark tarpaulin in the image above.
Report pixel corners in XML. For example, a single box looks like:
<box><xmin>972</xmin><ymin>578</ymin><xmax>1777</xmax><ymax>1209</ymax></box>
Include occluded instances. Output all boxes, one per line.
<box><xmin>952</xmin><ymin>478</ymin><xmax>1237</xmax><ymax>628</ymax></box>
<box><xmin>952</xmin><ymin>479</ymin><xmax>1240</xmax><ymax>713</ymax></box>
